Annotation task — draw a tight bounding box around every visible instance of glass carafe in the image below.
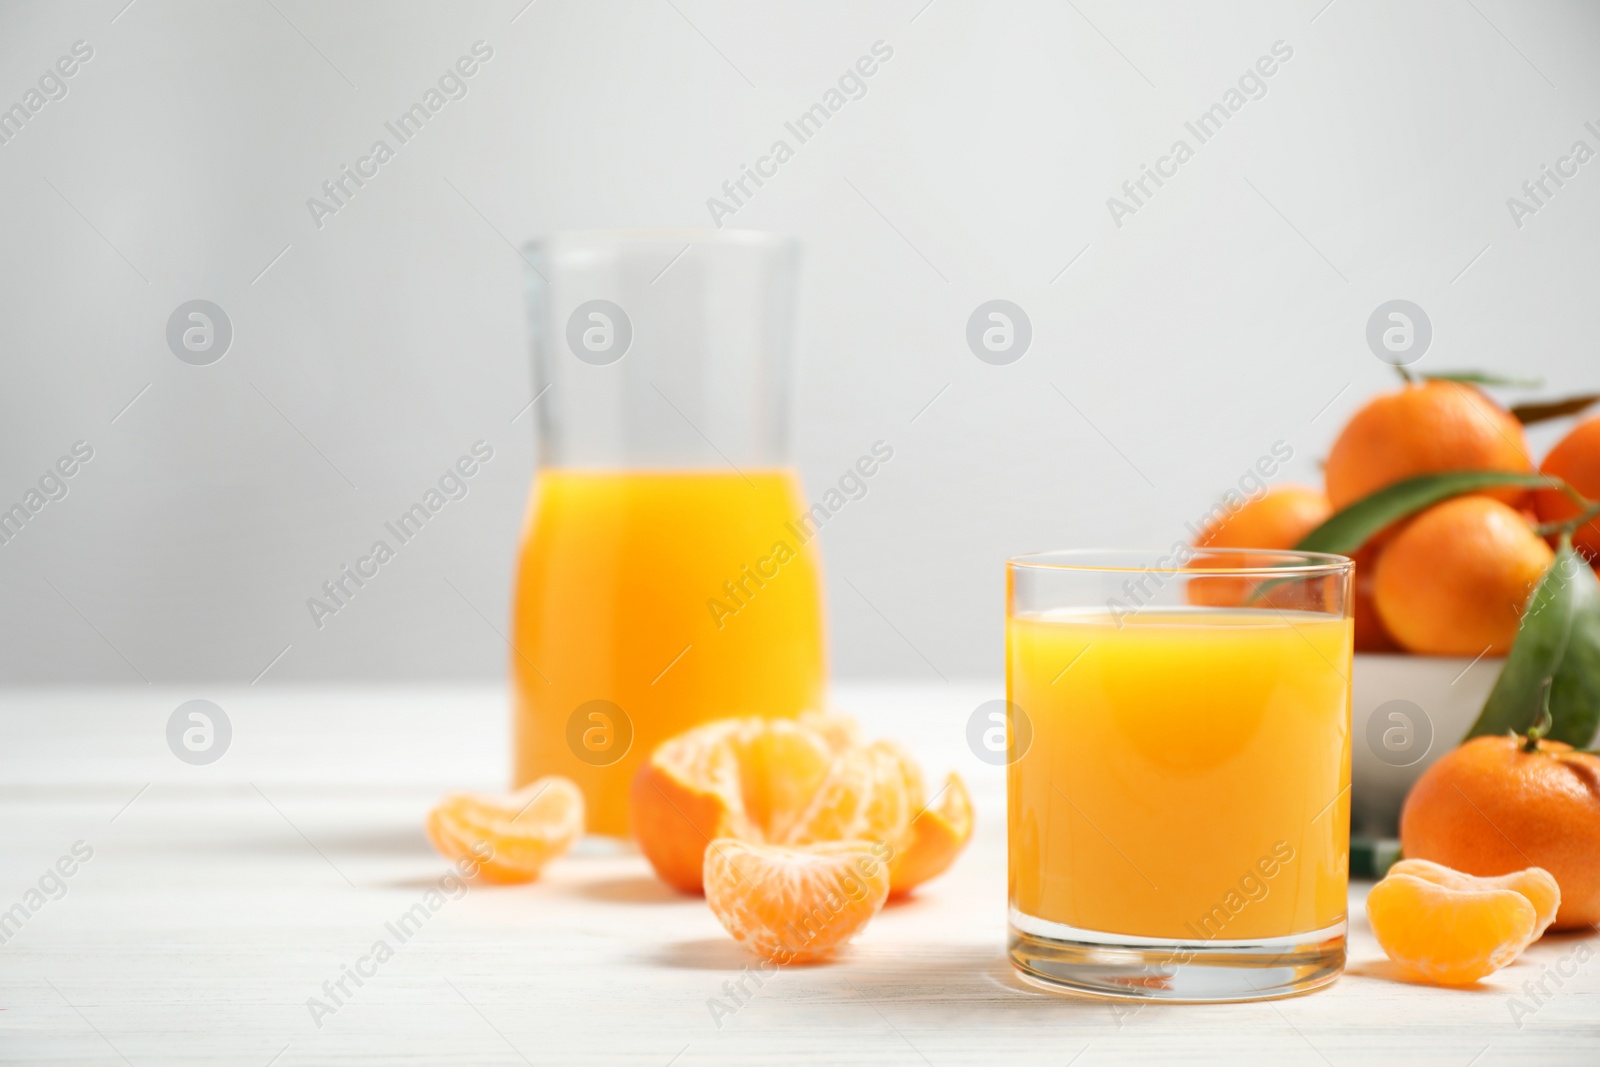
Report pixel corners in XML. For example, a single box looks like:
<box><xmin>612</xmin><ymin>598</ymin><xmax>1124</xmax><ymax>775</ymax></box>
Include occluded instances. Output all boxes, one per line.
<box><xmin>513</xmin><ymin>231</ymin><xmax>825</xmax><ymax>836</ymax></box>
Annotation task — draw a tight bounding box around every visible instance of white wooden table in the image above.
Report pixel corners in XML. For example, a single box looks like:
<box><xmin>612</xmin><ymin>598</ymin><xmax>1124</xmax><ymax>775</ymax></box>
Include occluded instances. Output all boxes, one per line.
<box><xmin>2</xmin><ymin>684</ymin><xmax>1596</xmax><ymax>1065</ymax></box>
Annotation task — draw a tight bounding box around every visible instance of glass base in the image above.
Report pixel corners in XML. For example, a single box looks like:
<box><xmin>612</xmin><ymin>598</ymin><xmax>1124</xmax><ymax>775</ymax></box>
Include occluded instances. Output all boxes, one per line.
<box><xmin>1008</xmin><ymin>908</ymin><xmax>1346</xmax><ymax>1003</ymax></box>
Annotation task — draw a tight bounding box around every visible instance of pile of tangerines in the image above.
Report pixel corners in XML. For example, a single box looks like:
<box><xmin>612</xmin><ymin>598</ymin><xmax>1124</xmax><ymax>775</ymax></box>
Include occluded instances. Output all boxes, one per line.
<box><xmin>1199</xmin><ymin>377</ymin><xmax>1600</xmax><ymax>984</ymax></box>
<box><xmin>1195</xmin><ymin>378</ymin><xmax>1600</xmax><ymax>656</ymax></box>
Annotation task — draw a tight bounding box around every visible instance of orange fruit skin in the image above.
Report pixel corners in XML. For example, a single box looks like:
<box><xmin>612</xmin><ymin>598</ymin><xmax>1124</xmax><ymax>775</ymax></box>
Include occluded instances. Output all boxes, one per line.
<box><xmin>1533</xmin><ymin>415</ymin><xmax>1600</xmax><ymax>561</ymax></box>
<box><xmin>887</xmin><ymin>773</ymin><xmax>974</xmax><ymax>897</ymax></box>
<box><xmin>425</xmin><ymin>776</ymin><xmax>584</xmax><ymax>884</ymax></box>
<box><xmin>1389</xmin><ymin>858</ymin><xmax>1560</xmax><ymax>949</ymax></box>
<box><xmin>1400</xmin><ymin>735</ymin><xmax>1600</xmax><ymax>930</ymax></box>
<box><xmin>1366</xmin><ymin>871</ymin><xmax>1536</xmax><ymax>985</ymax></box>
<box><xmin>1193</xmin><ymin>484</ymin><xmax>1332</xmax><ymax>551</ymax></box>
<box><xmin>1324</xmin><ymin>381</ymin><xmax>1533</xmax><ymax>510</ymax></box>
<box><xmin>631</xmin><ymin>714</ymin><xmax>970</xmax><ymax>896</ymax></box>
<box><xmin>1372</xmin><ymin>496</ymin><xmax>1553</xmax><ymax>656</ymax></box>
<box><xmin>629</xmin><ymin>718</ymin><xmax>780</xmax><ymax>894</ymax></box>
<box><xmin>1188</xmin><ymin>485</ymin><xmax>1332</xmax><ymax>609</ymax></box>
<box><xmin>704</xmin><ymin>839</ymin><xmax>891</xmax><ymax>962</ymax></box>
<box><xmin>630</xmin><ymin>756</ymin><xmax>747</xmax><ymax>893</ymax></box>
<box><xmin>1351</xmin><ymin>542</ymin><xmax>1401</xmax><ymax>652</ymax></box>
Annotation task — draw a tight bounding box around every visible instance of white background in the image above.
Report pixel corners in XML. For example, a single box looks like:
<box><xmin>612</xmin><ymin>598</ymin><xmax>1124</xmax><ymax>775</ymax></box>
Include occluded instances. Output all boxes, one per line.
<box><xmin>1</xmin><ymin>0</ymin><xmax>1597</xmax><ymax>685</ymax></box>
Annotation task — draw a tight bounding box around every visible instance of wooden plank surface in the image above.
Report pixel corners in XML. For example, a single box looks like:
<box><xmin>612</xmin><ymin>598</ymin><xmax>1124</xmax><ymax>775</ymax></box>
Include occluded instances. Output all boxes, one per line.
<box><xmin>1</xmin><ymin>684</ymin><xmax>1596</xmax><ymax>1065</ymax></box>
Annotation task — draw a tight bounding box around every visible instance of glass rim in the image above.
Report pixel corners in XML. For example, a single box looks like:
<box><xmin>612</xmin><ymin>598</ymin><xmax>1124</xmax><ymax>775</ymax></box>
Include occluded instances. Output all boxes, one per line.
<box><xmin>521</xmin><ymin>228</ymin><xmax>796</xmax><ymax>257</ymax></box>
<box><xmin>1007</xmin><ymin>547</ymin><xmax>1353</xmax><ymax>577</ymax></box>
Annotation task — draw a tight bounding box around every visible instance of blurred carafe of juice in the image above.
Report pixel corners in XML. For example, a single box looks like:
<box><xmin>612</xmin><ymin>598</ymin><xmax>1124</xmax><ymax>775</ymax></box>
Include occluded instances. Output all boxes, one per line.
<box><xmin>514</xmin><ymin>231</ymin><xmax>825</xmax><ymax>836</ymax></box>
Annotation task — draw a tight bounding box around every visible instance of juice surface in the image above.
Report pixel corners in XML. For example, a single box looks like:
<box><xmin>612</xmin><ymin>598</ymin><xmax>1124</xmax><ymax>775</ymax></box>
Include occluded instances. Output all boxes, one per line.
<box><xmin>1008</xmin><ymin>608</ymin><xmax>1352</xmax><ymax>941</ymax></box>
<box><xmin>513</xmin><ymin>469</ymin><xmax>825</xmax><ymax>835</ymax></box>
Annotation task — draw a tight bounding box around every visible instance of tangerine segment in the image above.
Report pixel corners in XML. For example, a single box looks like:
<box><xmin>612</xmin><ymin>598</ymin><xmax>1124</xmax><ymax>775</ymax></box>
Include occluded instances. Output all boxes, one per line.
<box><xmin>1389</xmin><ymin>859</ymin><xmax>1560</xmax><ymax>949</ymax></box>
<box><xmin>798</xmin><ymin>709</ymin><xmax>863</xmax><ymax>753</ymax></box>
<box><xmin>1366</xmin><ymin>872</ymin><xmax>1536</xmax><ymax>985</ymax></box>
<box><xmin>704</xmin><ymin>839</ymin><xmax>891</xmax><ymax>962</ymax></box>
<box><xmin>729</xmin><ymin>720</ymin><xmax>837</xmax><ymax>843</ymax></box>
<box><xmin>425</xmin><ymin>776</ymin><xmax>584</xmax><ymax>884</ymax></box>
<box><xmin>888</xmin><ymin>772</ymin><xmax>974</xmax><ymax>896</ymax></box>
<box><xmin>784</xmin><ymin>740</ymin><xmax>917</xmax><ymax>850</ymax></box>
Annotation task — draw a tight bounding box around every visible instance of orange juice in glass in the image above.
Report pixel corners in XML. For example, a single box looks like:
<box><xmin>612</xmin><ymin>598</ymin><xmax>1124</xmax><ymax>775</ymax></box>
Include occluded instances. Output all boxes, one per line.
<box><xmin>513</xmin><ymin>232</ymin><xmax>825</xmax><ymax>836</ymax></box>
<box><xmin>1006</xmin><ymin>548</ymin><xmax>1353</xmax><ymax>1001</ymax></box>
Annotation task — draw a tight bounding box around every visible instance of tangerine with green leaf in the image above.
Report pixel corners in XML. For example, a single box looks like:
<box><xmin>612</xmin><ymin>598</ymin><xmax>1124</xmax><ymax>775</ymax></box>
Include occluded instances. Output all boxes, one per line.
<box><xmin>1323</xmin><ymin>380</ymin><xmax>1533</xmax><ymax>510</ymax></box>
<box><xmin>1400</xmin><ymin>731</ymin><xmax>1600</xmax><ymax>930</ymax></box>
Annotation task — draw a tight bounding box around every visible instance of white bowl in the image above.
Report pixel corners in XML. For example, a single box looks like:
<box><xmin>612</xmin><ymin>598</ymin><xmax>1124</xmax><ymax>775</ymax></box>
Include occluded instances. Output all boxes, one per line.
<box><xmin>1351</xmin><ymin>651</ymin><xmax>1501</xmax><ymax>836</ymax></box>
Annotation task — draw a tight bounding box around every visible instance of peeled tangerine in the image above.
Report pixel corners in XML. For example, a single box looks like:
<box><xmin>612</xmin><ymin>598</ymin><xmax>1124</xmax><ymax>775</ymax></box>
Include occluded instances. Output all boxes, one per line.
<box><xmin>425</xmin><ymin>776</ymin><xmax>584</xmax><ymax>884</ymax></box>
<box><xmin>888</xmin><ymin>772</ymin><xmax>974</xmax><ymax>892</ymax></box>
<box><xmin>1366</xmin><ymin>860</ymin><xmax>1560</xmax><ymax>985</ymax></box>
<box><xmin>704</xmin><ymin>839</ymin><xmax>891</xmax><ymax>963</ymax></box>
<box><xmin>631</xmin><ymin>711</ymin><xmax>972</xmax><ymax>897</ymax></box>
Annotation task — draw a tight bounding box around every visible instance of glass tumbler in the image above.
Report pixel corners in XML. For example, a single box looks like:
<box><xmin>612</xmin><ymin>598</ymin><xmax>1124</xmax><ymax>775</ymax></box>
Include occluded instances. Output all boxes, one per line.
<box><xmin>1006</xmin><ymin>548</ymin><xmax>1354</xmax><ymax>1002</ymax></box>
<box><xmin>512</xmin><ymin>231</ymin><xmax>825</xmax><ymax>837</ymax></box>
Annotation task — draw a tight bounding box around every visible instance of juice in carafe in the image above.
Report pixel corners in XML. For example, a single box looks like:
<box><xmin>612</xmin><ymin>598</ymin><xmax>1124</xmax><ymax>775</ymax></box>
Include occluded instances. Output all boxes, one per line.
<box><xmin>512</xmin><ymin>468</ymin><xmax>825</xmax><ymax>835</ymax></box>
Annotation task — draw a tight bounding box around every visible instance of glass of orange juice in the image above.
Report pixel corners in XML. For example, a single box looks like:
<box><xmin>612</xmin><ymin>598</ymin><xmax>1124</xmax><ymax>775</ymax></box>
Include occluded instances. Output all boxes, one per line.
<box><xmin>1007</xmin><ymin>548</ymin><xmax>1354</xmax><ymax>1001</ymax></box>
<box><xmin>513</xmin><ymin>231</ymin><xmax>825</xmax><ymax>836</ymax></box>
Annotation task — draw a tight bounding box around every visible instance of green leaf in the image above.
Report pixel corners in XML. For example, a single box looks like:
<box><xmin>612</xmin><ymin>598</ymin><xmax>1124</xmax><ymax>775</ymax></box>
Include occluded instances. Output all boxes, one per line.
<box><xmin>1293</xmin><ymin>471</ymin><xmax>1554</xmax><ymax>556</ymax></box>
<box><xmin>1547</xmin><ymin>559</ymin><xmax>1600</xmax><ymax>747</ymax></box>
<box><xmin>1511</xmin><ymin>393</ymin><xmax>1600</xmax><ymax>425</ymax></box>
<box><xmin>1421</xmin><ymin>371</ymin><xmax>1544</xmax><ymax>388</ymax></box>
<box><xmin>1468</xmin><ymin>541</ymin><xmax>1600</xmax><ymax>748</ymax></box>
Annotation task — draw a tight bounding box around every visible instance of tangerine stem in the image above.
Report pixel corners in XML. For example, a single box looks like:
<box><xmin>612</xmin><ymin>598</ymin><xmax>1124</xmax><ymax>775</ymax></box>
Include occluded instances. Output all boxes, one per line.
<box><xmin>1534</xmin><ymin>498</ymin><xmax>1600</xmax><ymax>539</ymax></box>
<box><xmin>1522</xmin><ymin>677</ymin><xmax>1555</xmax><ymax>753</ymax></box>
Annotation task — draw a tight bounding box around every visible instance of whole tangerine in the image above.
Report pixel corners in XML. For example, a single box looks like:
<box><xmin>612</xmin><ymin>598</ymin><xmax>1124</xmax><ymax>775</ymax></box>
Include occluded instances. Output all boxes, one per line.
<box><xmin>1400</xmin><ymin>734</ymin><xmax>1600</xmax><ymax>931</ymax></box>
<box><xmin>1351</xmin><ymin>541</ymin><xmax>1401</xmax><ymax>652</ymax></box>
<box><xmin>1193</xmin><ymin>483</ymin><xmax>1332</xmax><ymax>550</ymax></box>
<box><xmin>1372</xmin><ymin>496</ymin><xmax>1552</xmax><ymax>656</ymax></box>
<box><xmin>1533</xmin><ymin>415</ymin><xmax>1600</xmax><ymax>562</ymax></box>
<box><xmin>1324</xmin><ymin>381</ymin><xmax>1532</xmax><ymax>510</ymax></box>
<box><xmin>1188</xmin><ymin>484</ymin><xmax>1332</xmax><ymax>608</ymax></box>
